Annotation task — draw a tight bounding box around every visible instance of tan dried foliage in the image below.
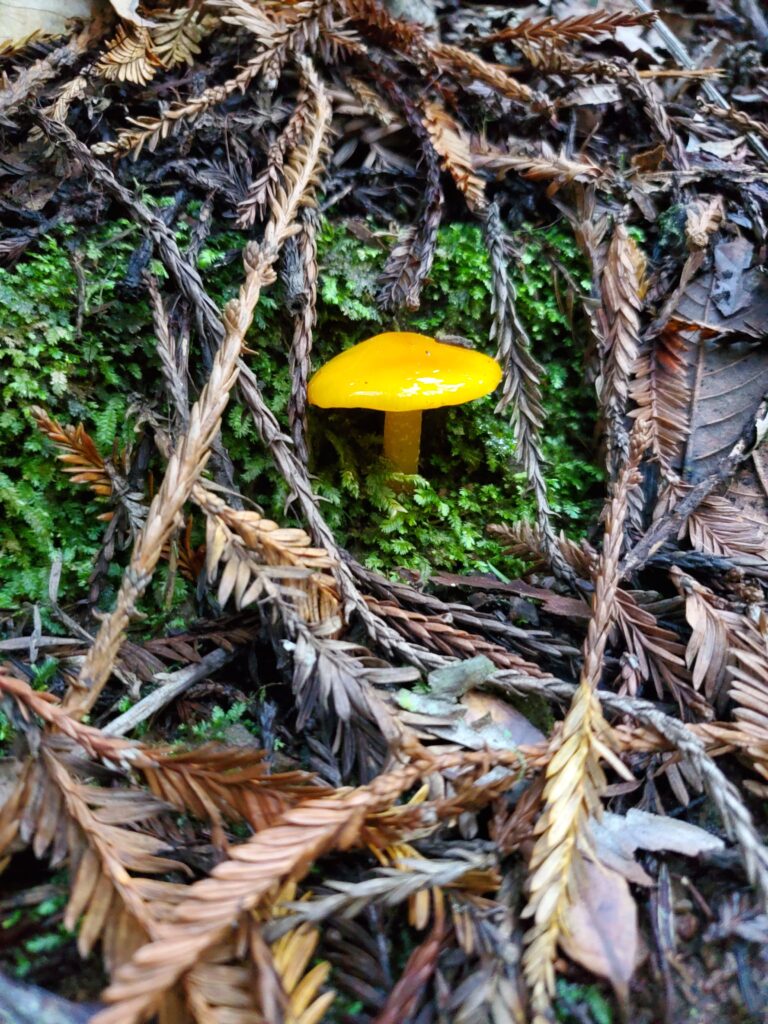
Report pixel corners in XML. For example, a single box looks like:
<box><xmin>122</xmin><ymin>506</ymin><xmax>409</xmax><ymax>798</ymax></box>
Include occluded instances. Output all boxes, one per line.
<box><xmin>614</xmin><ymin>589</ymin><xmax>702</xmax><ymax>712</ymax></box>
<box><xmin>522</xmin><ymin>424</ymin><xmax>648</xmax><ymax>1021</ymax></box>
<box><xmin>95</xmin><ymin>27</ymin><xmax>163</xmax><ymax>86</ymax></box>
<box><xmin>0</xmin><ymin>704</ymin><xmax>186</xmax><ymax>980</ymax></box>
<box><xmin>629</xmin><ymin>325</ymin><xmax>692</xmax><ymax>480</ymax></box>
<box><xmin>205</xmin><ymin>505</ymin><xmax>341</xmax><ymax>626</ymax></box>
<box><xmin>238</xmin><ymin>93</ymin><xmax>312</xmax><ymax>227</ymax></box>
<box><xmin>476</xmin><ymin>142</ymin><xmax>602</xmax><ymax>194</ymax></box>
<box><xmin>150</xmin><ymin>10</ymin><xmax>209</xmax><ymax>69</ymax></box>
<box><xmin>675</xmin><ymin>568</ymin><xmax>768</xmax><ymax>741</ymax></box>
<box><xmin>431</xmin><ymin>41</ymin><xmax>534</xmax><ymax>104</ymax></box>
<box><xmin>91</xmin><ymin>764</ymin><xmax>429</xmax><ymax>1024</ymax></box>
<box><xmin>92</xmin><ymin>0</ymin><xmax>332</xmax><ymax>158</ymax></box>
<box><xmin>366</xmin><ymin>596</ymin><xmax>548</xmax><ymax>675</ymax></box>
<box><xmin>480</xmin><ymin>10</ymin><xmax>655</xmax><ymax>46</ymax></box>
<box><xmin>687</xmin><ymin>495</ymin><xmax>768</xmax><ymax>561</ymax></box>
<box><xmin>421</xmin><ymin>101</ymin><xmax>487</xmax><ymax>213</ymax></box>
<box><xmin>597</xmin><ymin>222</ymin><xmax>646</xmax><ymax>475</ymax></box>
<box><xmin>31</xmin><ymin>405</ymin><xmax>114</xmax><ymax>499</ymax></box>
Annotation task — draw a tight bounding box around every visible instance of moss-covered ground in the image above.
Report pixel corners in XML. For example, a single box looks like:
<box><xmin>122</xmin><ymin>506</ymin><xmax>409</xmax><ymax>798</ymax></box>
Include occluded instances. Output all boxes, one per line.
<box><xmin>0</xmin><ymin>209</ymin><xmax>600</xmax><ymax>622</ymax></box>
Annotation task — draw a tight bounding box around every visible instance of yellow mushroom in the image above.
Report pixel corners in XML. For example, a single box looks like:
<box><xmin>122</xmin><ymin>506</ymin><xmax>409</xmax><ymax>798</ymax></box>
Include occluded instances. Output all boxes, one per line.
<box><xmin>307</xmin><ymin>331</ymin><xmax>502</xmax><ymax>475</ymax></box>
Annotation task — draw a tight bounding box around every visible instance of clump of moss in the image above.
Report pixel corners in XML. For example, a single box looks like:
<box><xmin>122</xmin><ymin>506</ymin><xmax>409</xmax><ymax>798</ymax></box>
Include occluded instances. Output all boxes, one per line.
<box><xmin>0</xmin><ymin>211</ymin><xmax>599</xmax><ymax>615</ymax></box>
<box><xmin>301</xmin><ymin>220</ymin><xmax>601</xmax><ymax>576</ymax></box>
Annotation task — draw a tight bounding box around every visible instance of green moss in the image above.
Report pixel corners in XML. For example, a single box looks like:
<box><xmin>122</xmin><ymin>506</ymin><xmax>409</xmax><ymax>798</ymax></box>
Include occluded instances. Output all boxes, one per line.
<box><xmin>555</xmin><ymin>980</ymin><xmax>613</xmax><ymax>1024</ymax></box>
<box><xmin>175</xmin><ymin>701</ymin><xmax>259</xmax><ymax>744</ymax></box>
<box><xmin>299</xmin><ymin>220</ymin><xmax>601</xmax><ymax>576</ymax></box>
<box><xmin>0</xmin><ymin>212</ymin><xmax>599</xmax><ymax>614</ymax></box>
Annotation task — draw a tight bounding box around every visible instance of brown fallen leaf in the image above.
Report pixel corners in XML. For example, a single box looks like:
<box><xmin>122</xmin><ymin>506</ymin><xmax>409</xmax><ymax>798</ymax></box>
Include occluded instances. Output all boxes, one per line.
<box><xmin>597</xmin><ymin>808</ymin><xmax>725</xmax><ymax>857</ymax></box>
<box><xmin>561</xmin><ymin>856</ymin><xmax>639</xmax><ymax>1002</ymax></box>
<box><xmin>460</xmin><ymin>691</ymin><xmax>546</xmax><ymax>747</ymax></box>
<box><xmin>592</xmin><ymin>808</ymin><xmax>725</xmax><ymax>886</ymax></box>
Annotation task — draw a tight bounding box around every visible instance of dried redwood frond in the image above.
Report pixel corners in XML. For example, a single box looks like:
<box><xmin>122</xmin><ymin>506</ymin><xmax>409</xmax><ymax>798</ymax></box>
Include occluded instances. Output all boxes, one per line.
<box><xmin>485</xmin><ymin>203</ymin><xmax>574</xmax><ymax>583</ymax></box>
<box><xmin>31</xmin><ymin>406</ymin><xmax>113</xmax><ymax>498</ymax></box>
<box><xmin>674</xmin><ymin>567</ymin><xmax>768</xmax><ymax>711</ymax></box>
<box><xmin>597</xmin><ymin>221</ymin><xmax>646</xmax><ymax>478</ymax></box>
<box><xmin>422</xmin><ymin>101</ymin><xmax>487</xmax><ymax>213</ymax></box>
<box><xmin>75</xmin><ymin>65</ymin><xmax>332</xmax><ymax>716</ymax></box>
<box><xmin>431</xmin><ymin>42</ymin><xmax>535</xmax><ymax>104</ymax></box>
<box><xmin>475</xmin><ymin>142</ymin><xmax>602</xmax><ymax>194</ymax></box>
<box><xmin>377</xmin><ymin>80</ymin><xmax>443</xmax><ymax>312</ymax></box>
<box><xmin>522</xmin><ymin>424</ymin><xmax>649</xmax><ymax>1020</ymax></box>
<box><xmin>366</xmin><ymin>595</ymin><xmax>549</xmax><ymax>675</ymax></box>
<box><xmin>686</xmin><ymin>494</ymin><xmax>768</xmax><ymax>561</ymax></box>
<box><xmin>92</xmin><ymin>765</ymin><xmax>429</xmax><ymax>1024</ymax></box>
<box><xmin>237</xmin><ymin>95</ymin><xmax>311</xmax><ymax>226</ymax></box>
<box><xmin>140</xmin><ymin>745</ymin><xmax>322</xmax><ymax>834</ymax></box>
<box><xmin>373</xmin><ymin>908</ymin><xmax>447</xmax><ymax>1024</ymax></box>
<box><xmin>479</xmin><ymin>10</ymin><xmax>655</xmax><ymax>46</ymax></box>
<box><xmin>204</xmin><ymin>501</ymin><xmax>341</xmax><ymax>627</ymax></box>
<box><xmin>95</xmin><ymin>27</ymin><xmax>162</xmax><ymax>86</ymax></box>
<box><xmin>614</xmin><ymin>589</ymin><xmax>707</xmax><ymax>715</ymax></box>
<box><xmin>93</xmin><ymin>0</ymin><xmax>335</xmax><ymax>158</ymax></box>
<box><xmin>150</xmin><ymin>9</ymin><xmax>209</xmax><ymax>69</ymax></box>
<box><xmin>629</xmin><ymin>325</ymin><xmax>692</xmax><ymax>480</ymax></box>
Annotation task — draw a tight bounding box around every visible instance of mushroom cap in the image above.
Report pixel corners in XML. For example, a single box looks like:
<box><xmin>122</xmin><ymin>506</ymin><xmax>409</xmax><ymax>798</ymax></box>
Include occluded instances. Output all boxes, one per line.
<box><xmin>307</xmin><ymin>332</ymin><xmax>502</xmax><ymax>412</ymax></box>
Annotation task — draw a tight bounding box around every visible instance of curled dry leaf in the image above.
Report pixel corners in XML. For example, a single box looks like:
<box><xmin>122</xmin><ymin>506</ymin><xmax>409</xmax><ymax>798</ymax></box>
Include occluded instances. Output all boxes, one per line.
<box><xmin>595</xmin><ymin>808</ymin><xmax>725</xmax><ymax>861</ymax></box>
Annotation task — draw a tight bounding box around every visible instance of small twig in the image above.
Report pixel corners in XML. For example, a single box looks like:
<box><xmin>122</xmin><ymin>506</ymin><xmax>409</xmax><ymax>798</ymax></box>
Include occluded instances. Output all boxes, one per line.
<box><xmin>102</xmin><ymin>647</ymin><xmax>236</xmax><ymax>736</ymax></box>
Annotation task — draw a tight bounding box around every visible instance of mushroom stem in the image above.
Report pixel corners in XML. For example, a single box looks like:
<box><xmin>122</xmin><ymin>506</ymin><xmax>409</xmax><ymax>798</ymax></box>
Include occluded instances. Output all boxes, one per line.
<box><xmin>383</xmin><ymin>410</ymin><xmax>422</xmax><ymax>475</ymax></box>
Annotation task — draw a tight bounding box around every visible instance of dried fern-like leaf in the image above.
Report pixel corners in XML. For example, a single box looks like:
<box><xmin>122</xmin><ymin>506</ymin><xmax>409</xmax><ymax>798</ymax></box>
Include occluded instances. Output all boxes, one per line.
<box><xmin>263</xmin><ymin>851</ymin><xmax>499</xmax><ymax>940</ymax></box>
<box><xmin>522</xmin><ymin>423</ymin><xmax>648</xmax><ymax>1021</ymax></box>
<box><xmin>92</xmin><ymin>764</ymin><xmax>427</xmax><ymax>1024</ymax></box>
<box><xmin>485</xmin><ymin>203</ymin><xmax>574</xmax><ymax>584</ymax></box>
<box><xmin>475</xmin><ymin>142</ymin><xmax>602</xmax><ymax>192</ymax></box>
<box><xmin>597</xmin><ymin>220</ymin><xmax>646</xmax><ymax>479</ymax></box>
<box><xmin>93</xmin><ymin>0</ymin><xmax>330</xmax><ymax>157</ymax></box>
<box><xmin>150</xmin><ymin>9</ymin><xmax>208</xmax><ymax>69</ymax></box>
<box><xmin>674</xmin><ymin>569</ymin><xmax>768</xmax><ymax>741</ymax></box>
<box><xmin>376</xmin><ymin>81</ymin><xmax>443</xmax><ymax>312</ymax></box>
<box><xmin>367</xmin><ymin>595</ymin><xmax>549</xmax><ymax>674</ymax></box>
<box><xmin>139</xmin><ymin>745</ymin><xmax>322</xmax><ymax>836</ymax></box>
<box><xmin>237</xmin><ymin>89</ymin><xmax>312</xmax><ymax>227</ymax></box>
<box><xmin>431</xmin><ymin>41</ymin><xmax>534</xmax><ymax>104</ymax></box>
<box><xmin>0</xmin><ymin>727</ymin><xmax>187</xmax><ymax>979</ymax></box>
<box><xmin>271</xmin><ymin>914</ymin><xmax>336</xmax><ymax>1024</ymax></box>
<box><xmin>287</xmin><ymin>207</ymin><xmax>318</xmax><ymax>464</ymax></box>
<box><xmin>480</xmin><ymin>10</ymin><xmax>655</xmax><ymax>46</ymax></box>
<box><xmin>629</xmin><ymin>325</ymin><xmax>692</xmax><ymax>481</ymax></box>
<box><xmin>203</xmin><ymin>500</ymin><xmax>341</xmax><ymax>627</ymax></box>
<box><xmin>95</xmin><ymin>27</ymin><xmax>162</xmax><ymax>86</ymax></box>
<box><xmin>614</xmin><ymin>589</ymin><xmax>708</xmax><ymax>716</ymax></box>
<box><xmin>421</xmin><ymin>101</ymin><xmax>486</xmax><ymax>213</ymax></box>
<box><xmin>31</xmin><ymin>406</ymin><xmax>113</xmax><ymax>498</ymax></box>
<box><xmin>686</xmin><ymin>494</ymin><xmax>768</xmax><ymax>561</ymax></box>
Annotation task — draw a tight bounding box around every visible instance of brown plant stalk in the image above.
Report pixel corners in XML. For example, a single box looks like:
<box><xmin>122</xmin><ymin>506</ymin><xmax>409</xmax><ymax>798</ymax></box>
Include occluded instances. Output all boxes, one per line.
<box><xmin>485</xmin><ymin>202</ymin><xmax>575</xmax><ymax>584</ymax></box>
